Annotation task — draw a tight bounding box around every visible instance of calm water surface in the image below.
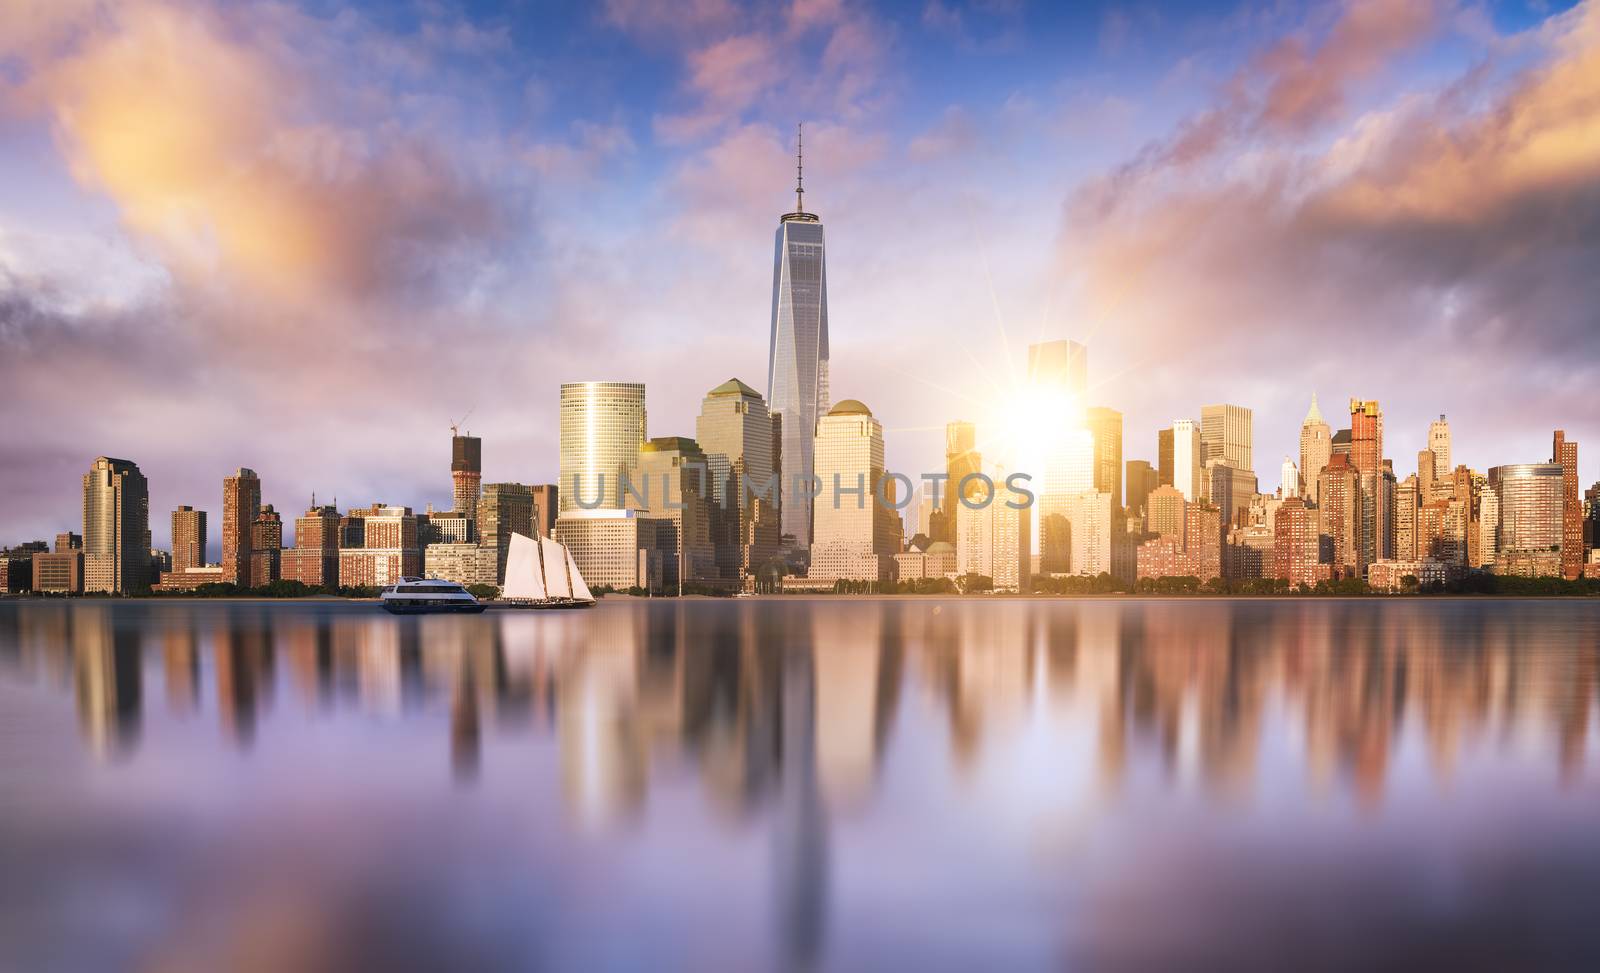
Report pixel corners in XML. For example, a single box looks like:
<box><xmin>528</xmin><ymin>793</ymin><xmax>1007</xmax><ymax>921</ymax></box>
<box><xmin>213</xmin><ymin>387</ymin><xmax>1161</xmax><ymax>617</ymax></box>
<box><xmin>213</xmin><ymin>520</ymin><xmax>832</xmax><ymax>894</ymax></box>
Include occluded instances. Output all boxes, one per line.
<box><xmin>2</xmin><ymin>597</ymin><xmax>1598</xmax><ymax>971</ymax></box>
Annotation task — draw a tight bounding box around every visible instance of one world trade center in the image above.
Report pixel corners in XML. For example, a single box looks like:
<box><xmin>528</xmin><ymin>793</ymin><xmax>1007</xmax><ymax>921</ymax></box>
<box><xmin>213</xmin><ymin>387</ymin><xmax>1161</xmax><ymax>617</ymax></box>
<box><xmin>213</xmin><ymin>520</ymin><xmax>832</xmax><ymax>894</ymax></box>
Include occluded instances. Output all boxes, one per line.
<box><xmin>767</xmin><ymin>124</ymin><xmax>830</xmax><ymax>555</ymax></box>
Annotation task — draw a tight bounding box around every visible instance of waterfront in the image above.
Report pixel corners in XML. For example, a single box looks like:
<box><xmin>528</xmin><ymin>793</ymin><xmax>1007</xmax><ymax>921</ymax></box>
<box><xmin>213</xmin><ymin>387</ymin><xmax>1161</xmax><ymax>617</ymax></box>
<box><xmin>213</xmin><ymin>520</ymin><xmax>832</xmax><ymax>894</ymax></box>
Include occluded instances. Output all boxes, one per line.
<box><xmin>2</xmin><ymin>598</ymin><xmax>1598</xmax><ymax>971</ymax></box>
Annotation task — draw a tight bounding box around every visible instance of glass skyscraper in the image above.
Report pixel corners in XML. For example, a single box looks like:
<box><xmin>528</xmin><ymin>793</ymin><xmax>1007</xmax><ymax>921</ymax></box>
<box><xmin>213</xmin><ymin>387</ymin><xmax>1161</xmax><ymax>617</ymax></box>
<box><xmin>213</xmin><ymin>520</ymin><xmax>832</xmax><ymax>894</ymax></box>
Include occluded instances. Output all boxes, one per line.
<box><xmin>767</xmin><ymin>129</ymin><xmax>830</xmax><ymax>553</ymax></box>
<box><xmin>558</xmin><ymin>382</ymin><xmax>646</xmax><ymax>512</ymax></box>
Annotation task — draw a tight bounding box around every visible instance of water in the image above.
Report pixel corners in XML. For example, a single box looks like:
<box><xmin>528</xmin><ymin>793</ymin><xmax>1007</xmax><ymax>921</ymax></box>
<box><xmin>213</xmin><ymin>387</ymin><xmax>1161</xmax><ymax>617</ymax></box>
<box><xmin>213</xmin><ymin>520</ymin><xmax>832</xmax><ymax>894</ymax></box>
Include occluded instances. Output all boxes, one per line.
<box><xmin>1</xmin><ymin>597</ymin><xmax>1598</xmax><ymax>971</ymax></box>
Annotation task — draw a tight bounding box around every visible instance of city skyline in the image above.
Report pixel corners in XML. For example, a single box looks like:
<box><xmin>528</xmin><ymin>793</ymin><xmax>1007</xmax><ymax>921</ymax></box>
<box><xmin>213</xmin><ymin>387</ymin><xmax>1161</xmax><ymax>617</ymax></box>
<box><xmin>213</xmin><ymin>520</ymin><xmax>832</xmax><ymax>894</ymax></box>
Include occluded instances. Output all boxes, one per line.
<box><xmin>2</xmin><ymin>0</ymin><xmax>1599</xmax><ymax>550</ymax></box>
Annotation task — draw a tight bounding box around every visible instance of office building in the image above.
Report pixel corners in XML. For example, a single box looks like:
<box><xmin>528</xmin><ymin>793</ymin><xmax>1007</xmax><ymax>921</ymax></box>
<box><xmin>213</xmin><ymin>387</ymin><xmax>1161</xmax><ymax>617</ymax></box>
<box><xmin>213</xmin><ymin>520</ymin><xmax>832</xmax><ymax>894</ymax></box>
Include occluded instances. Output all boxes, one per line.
<box><xmin>808</xmin><ymin>400</ymin><xmax>898</xmax><ymax>584</ymax></box>
<box><xmin>767</xmin><ymin>133</ymin><xmax>831</xmax><ymax>554</ymax></box>
<box><xmin>83</xmin><ymin>456</ymin><xmax>150</xmax><ymax>594</ymax></box>
<box><xmin>32</xmin><ymin>545</ymin><xmax>84</xmax><ymax>593</ymax></box>
<box><xmin>1086</xmin><ymin>407</ymin><xmax>1123</xmax><ymax>511</ymax></box>
<box><xmin>1157</xmin><ymin>427</ymin><xmax>1174</xmax><ymax>487</ymax></box>
<box><xmin>1171</xmin><ymin>419</ymin><xmax>1201</xmax><ymax>502</ymax></box>
<box><xmin>554</xmin><ymin>508</ymin><xmax>666</xmax><ymax>593</ymax></box>
<box><xmin>1208</xmin><ymin>462</ymin><xmax>1258</xmax><ymax>527</ymax></box>
<box><xmin>479</xmin><ymin>483</ymin><xmax>535</xmax><ymax>583</ymax></box>
<box><xmin>559</xmin><ymin>382</ymin><xmax>647</xmax><ymax>511</ymax></box>
<box><xmin>1200</xmin><ymin>403</ymin><xmax>1252</xmax><ymax>471</ymax></box>
<box><xmin>171</xmin><ymin>506</ymin><xmax>207</xmax><ymax>571</ymax></box>
<box><xmin>222</xmin><ymin>468</ymin><xmax>261</xmax><ymax>588</ymax></box>
<box><xmin>531</xmin><ymin>485</ymin><xmax>558</xmax><ymax>537</ymax></box>
<box><xmin>1357</xmin><ymin>468</ymin><xmax>1396</xmax><ymax>570</ymax></box>
<box><xmin>423</xmin><ymin>542</ymin><xmax>499</xmax><ymax>588</ymax></box>
<box><xmin>632</xmin><ymin>436</ymin><xmax>718</xmax><ymax>587</ymax></box>
<box><xmin>1489</xmin><ymin>463</ymin><xmax>1564</xmax><ymax>577</ymax></box>
<box><xmin>1477</xmin><ymin>485</ymin><xmax>1500</xmax><ymax>568</ymax></box>
<box><xmin>1125</xmin><ymin>460</ymin><xmax>1158</xmax><ymax>517</ymax></box>
<box><xmin>955</xmin><ymin>465</ymin><xmax>1031</xmax><ymax>592</ymax></box>
<box><xmin>451</xmin><ymin>430</ymin><xmax>482</xmax><ymax>517</ymax></box>
<box><xmin>1299</xmin><ymin>395</ymin><xmax>1332</xmax><ymax>505</ymax></box>
<box><xmin>945</xmin><ymin>420</ymin><xmax>981</xmax><ymax>514</ymax></box>
<box><xmin>1554</xmin><ymin>430</ymin><xmax>1582</xmax><ymax>580</ymax></box>
<box><xmin>696</xmin><ymin>378</ymin><xmax>781</xmax><ymax>582</ymax></box>
<box><xmin>0</xmin><ymin>543</ymin><xmax>47</xmax><ymax>593</ymax></box>
<box><xmin>1331</xmin><ymin>428</ymin><xmax>1352</xmax><ymax>460</ymax></box>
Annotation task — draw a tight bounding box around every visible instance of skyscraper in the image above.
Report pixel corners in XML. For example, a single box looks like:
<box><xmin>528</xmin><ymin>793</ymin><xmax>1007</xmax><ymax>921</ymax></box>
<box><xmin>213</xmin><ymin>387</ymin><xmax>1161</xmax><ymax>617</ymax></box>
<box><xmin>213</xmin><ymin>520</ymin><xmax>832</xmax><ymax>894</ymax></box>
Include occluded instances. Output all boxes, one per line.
<box><xmin>945</xmin><ymin>421</ymin><xmax>981</xmax><ymax>510</ymax></box>
<box><xmin>633</xmin><ymin>436</ymin><xmax>717</xmax><ymax>587</ymax></box>
<box><xmin>696</xmin><ymin>378</ymin><xmax>780</xmax><ymax>582</ymax></box>
<box><xmin>1489</xmin><ymin>463</ymin><xmax>1564</xmax><ymax>577</ymax></box>
<box><xmin>1318</xmin><ymin>453</ymin><xmax>1360</xmax><ymax>577</ymax></box>
<box><xmin>1280</xmin><ymin>457</ymin><xmax>1299</xmax><ymax>499</ymax></box>
<box><xmin>559</xmin><ymin>382</ymin><xmax>647</xmax><ymax>511</ymax></box>
<box><xmin>451</xmin><ymin>430</ymin><xmax>482</xmax><ymax>517</ymax></box>
<box><xmin>479</xmin><ymin>483</ymin><xmax>535</xmax><ymax>583</ymax></box>
<box><xmin>250</xmin><ymin>505</ymin><xmax>282</xmax><ymax>587</ymax></box>
<box><xmin>1157</xmin><ymin>428</ymin><xmax>1174</xmax><ymax>487</ymax></box>
<box><xmin>768</xmin><ymin>126</ymin><xmax>830</xmax><ymax>553</ymax></box>
<box><xmin>1299</xmin><ymin>394</ymin><xmax>1331</xmax><ymax>505</ymax></box>
<box><xmin>808</xmin><ymin>400</ymin><xmax>897</xmax><ymax>584</ymax></box>
<box><xmin>1125</xmin><ymin>460</ymin><xmax>1158</xmax><ymax>517</ymax></box>
<box><xmin>1349</xmin><ymin>399</ymin><xmax>1383</xmax><ymax>474</ymax></box>
<box><xmin>1553</xmin><ymin>430</ymin><xmax>1581</xmax><ymax>580</ymax></box>
<box><xmin>1429</xmin><ymin>415</ymin><xmax>1451</xmax><ymax>478</ymax></box>
<box><xmin>282</xmin><ymin>503</ymin><xmax>339</xmax><ymax>587</ymax></box>
<box><xmin>1171</xmin><ymin>419</ymin><xmax>1201</xmax><ymax>502</ymax></box>
<box><xmin>1200</xmin><ymin>403</ymin><xmax>1252</xmax><ymax>471</ymax></box>
<box><xmin>222</xmin><ymin>468</ymin><xmax>261</xmax><ymax>588</ymax></box>
<box><xmin>171</xmin><ymin>506</ymin><xmax>207</xmax><ymax>570</ymax></box>
<box><xmin>82</xmin><ymin>457</ymin><xmax>149</xmax><ymax>595</ymax></box>
<box><xmin>1086</xmin><ymin>406</ymin><xmax>1123</xmax><ymax>510</ymax></box>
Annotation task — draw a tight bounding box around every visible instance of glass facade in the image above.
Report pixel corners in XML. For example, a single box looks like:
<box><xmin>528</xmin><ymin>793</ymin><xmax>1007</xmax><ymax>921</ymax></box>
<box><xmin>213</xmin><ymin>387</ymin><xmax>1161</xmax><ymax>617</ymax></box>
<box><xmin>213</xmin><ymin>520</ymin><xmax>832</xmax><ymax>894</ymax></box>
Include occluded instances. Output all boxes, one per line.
<box><xmin>767</xmin><ymin>216</ymin><xmax>829</xmax><ymax>551</ymax></box>
<box><xmin>559</xmin><ymin>382</ymin><xmax>647</xmax><ymax>512</ymax></box>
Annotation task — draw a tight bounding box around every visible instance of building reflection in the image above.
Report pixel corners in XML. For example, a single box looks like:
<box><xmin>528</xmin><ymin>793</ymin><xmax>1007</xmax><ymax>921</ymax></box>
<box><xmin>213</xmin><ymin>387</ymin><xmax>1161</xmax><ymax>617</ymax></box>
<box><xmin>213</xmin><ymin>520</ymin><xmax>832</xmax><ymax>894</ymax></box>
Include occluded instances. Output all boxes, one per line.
<box><xmin>2</xmin><ymin>598</ymin><xmax>1599</xmax><ymax>964</ymax></box>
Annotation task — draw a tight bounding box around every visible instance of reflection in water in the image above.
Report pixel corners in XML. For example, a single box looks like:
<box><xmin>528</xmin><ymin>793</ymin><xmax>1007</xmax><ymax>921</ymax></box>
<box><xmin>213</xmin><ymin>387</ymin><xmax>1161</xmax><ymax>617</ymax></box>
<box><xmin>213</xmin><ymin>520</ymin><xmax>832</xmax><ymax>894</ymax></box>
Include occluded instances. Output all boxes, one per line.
<box><xmin>1</xmin><ymin>598</ymin><xmax>1598</xmax><ymax>969</ymax></box>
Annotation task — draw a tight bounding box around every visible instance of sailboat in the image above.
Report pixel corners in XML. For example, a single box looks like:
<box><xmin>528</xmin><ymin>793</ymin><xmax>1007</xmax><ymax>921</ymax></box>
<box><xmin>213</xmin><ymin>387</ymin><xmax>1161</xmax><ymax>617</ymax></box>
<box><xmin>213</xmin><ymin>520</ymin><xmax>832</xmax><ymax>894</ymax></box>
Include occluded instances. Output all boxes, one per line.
<box><xmin>496</xmin><ymin>532</ymin><xmax>596</xmax><ymax>609</ymax></box>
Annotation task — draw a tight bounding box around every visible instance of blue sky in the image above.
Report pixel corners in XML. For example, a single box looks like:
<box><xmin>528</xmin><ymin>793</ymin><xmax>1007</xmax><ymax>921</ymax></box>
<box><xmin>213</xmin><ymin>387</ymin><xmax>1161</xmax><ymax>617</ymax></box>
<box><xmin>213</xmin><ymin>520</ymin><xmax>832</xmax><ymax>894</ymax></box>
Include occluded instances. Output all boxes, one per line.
<box><xmin>1</xmin><ymin>0</ymin><xmax>1595</xmax><ymax>546</ymax></box>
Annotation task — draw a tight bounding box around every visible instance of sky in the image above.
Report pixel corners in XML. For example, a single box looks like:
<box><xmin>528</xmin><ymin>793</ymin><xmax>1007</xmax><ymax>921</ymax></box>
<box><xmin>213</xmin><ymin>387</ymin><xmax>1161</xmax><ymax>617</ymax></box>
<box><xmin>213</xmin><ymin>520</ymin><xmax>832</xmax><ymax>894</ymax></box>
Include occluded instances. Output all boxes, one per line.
<box><xmin>1</xmin><ymin>0</ymin><xmax>1597</xmax><ymax>548</ymax></box>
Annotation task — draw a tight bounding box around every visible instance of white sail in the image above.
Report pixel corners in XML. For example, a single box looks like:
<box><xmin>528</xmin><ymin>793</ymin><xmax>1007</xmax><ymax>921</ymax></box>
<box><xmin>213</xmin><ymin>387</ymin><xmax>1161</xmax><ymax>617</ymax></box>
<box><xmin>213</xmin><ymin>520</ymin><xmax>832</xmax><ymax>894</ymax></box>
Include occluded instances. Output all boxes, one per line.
<box><xmin>565</xmin><ymin>546</ymin><xmax>594</xmax><ymax>603</ymax></box>
<box><xmin>542</xmin><ymin>536</ymin><xmax>572</xmax><ymax>599</ymax></box>
<box><xmin>502</xmin><ymin>532</ymin><xmax>547</xmax><ymax>600</ymax></box>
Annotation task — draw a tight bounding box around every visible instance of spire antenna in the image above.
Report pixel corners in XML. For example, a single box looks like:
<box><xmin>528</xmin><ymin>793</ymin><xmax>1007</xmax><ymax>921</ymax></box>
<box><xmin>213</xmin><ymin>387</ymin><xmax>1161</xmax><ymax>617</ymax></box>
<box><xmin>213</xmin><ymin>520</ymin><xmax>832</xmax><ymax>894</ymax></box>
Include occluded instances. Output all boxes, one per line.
<box><xmin>795</xmin><ymin>122</ymin><xmax>804</xmax><ymax>213</ymax></box>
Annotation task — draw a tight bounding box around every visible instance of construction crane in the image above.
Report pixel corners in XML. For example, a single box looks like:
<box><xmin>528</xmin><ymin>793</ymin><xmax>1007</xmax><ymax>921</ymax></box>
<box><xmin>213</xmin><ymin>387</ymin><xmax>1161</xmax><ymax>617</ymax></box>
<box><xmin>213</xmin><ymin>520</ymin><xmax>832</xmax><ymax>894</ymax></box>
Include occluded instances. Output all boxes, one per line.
<box><xmin>450</xmin><ymin>407</ymin><xmax>475</xmax><ymax>439</ymax></box>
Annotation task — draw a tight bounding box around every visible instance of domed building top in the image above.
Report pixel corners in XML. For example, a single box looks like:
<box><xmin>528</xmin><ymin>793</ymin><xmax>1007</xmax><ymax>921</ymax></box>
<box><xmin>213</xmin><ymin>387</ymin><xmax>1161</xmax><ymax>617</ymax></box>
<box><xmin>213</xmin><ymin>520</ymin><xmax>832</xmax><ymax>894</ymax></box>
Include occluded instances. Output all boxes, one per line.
<box><xmin>828</xmin><ymin>399</ymin><xmax>872</xmax><ymax>417</ymax></box>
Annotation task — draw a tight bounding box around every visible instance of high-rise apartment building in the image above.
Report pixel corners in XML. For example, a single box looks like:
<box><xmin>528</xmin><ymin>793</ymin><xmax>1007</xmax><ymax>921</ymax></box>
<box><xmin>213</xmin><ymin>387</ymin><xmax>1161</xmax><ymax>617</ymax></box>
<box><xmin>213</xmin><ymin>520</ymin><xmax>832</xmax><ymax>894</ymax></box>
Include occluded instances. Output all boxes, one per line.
<box><xmin>1489</xmin><ymin>463</ymin><xmax>1564</xmax><ymax>577</ymax></box>
<box><xmin>1146</xmin><ymin>486</ymin><xmax>1186</xmax><ymax>542</ymax></box>
<box><xmin>1086</xmin><ymin>407</ymin><xmax>1123</xmax><ymax>511</ymax></box>
<box><xmin>1272</xmin><ymin>497</ymin><xmax>1324</xmax><ymax>586</ymax></box>
<box><xmin>1280</xmin><ymin>457</ymin><xmax>1299</xmax><ymax>499</ymax></box>
<box><xmin>451</xmin><ymin>431</ymin><xmax>482</xmax><ymax>517</ymax></box>
<box><xmin>479</xmin><ymin>483</ymin><xmax>535</xmax><ymax>583</ymax></box>
<box><xmin>1184</xmin><ymin>503</ymin><xmax>1222</xmax><ymax>582</ymax></box>
<box><xmin>696</xmin><ymin>378</ymin><xmax>780</xmax><ymax>583</ymax></box>
<box><xmin>1553</xmin><ymin>430</ymin><xmax>1581</xmax><ymax>580</ymax></box>
<box><xmin>222</xmin><ymin>468</ymin><xmax>261</xmax><ymax>587</ymax></box>
<box><xmin>559</xmin><ymin>382</ymin><xmax>647</xmax><ymax>511</ymax></box>
<box><xmin>249</xmin><ymin>505</ymin><xmax>283</xmax><ymax>587</ymax></box>
<box><xmin>1349</xmin><ymin>399</ymin><xmax>1383</xmax><ymax>474</ymax></box>
<box><xmin>767</xmin><ymin>131</ymin><xmax>830</xmax><ymax>554</ymax></box>
<box><xmin>1200</xmin><ymin>403</ymin><xmax>1252</xmax><ymax>471</ymax></box>
<box><xmin>1429</xmin><ymin>415</ymin><xmax>1451</xmax><ymax>478</ymax></box>
<box><xmin>282</xmin><ymin>503</ymin><xmax>340</xmax><ymax>587</ymax></box>
<box><xmin>1171</xmin><ymin>419</ymin><xmax>1202</xmax><ymax>502</ymax></box>
<box><xmin>1395</xmin><ymin>475</ymin><xmax>1419</xmax><ymax>561</ymax></box>
<box><xmin>808</xmin><ymin>400</ymin><xmax>898</xmax><ymax>584</ymax></box>
<box><xmin>171</xmin><ymin>506</ymin><xmax>207</xmax><ymax>570</ymax></box>
<box><xmin>338</xmin><ymin>505</ymin><xmax>421</xmax><ymax>587</ymax></box>
<box><xmin>1358</xmin><ymin>468</ymin><xmax>1396</xmax><ymax>569</ymax></box>
<box><xmin>1317</xmin><ymin>453</ymin><xmax>1360</xmax><ymax>577</ymax></box>
<box><xmin>82</xmin><ymin>457</ymin><xmax>150</xmax><ymax>595</ymax></box>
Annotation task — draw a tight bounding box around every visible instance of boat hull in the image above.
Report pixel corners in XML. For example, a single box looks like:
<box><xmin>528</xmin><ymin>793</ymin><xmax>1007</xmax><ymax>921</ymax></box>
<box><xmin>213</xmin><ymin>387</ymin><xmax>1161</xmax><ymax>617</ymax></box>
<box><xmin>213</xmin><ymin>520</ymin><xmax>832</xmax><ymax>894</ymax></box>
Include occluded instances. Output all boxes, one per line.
<box><xmin>381</xmin><ymin>602</ymin><xmax>488</xmax><ymax>615</ymax></box>
<box><xmin>489</xmin><ymin>599</ymin><xmax>597</xmax><ymax>611</ymax></box>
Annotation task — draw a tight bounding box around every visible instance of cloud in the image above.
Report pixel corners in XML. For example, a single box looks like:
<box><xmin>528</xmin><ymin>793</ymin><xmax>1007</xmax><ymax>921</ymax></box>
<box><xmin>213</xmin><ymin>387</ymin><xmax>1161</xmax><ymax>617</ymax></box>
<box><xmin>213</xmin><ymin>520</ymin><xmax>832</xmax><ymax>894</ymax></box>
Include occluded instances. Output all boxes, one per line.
<box><xmin>10</xmin><ymin>1</ymin><xmax>507</xmax><ymax>311</ymax></box>
<box><xmin>1063</xmin><ymin>0</ymin><xmax>1600</xmax><ymax>473</ymax></box>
